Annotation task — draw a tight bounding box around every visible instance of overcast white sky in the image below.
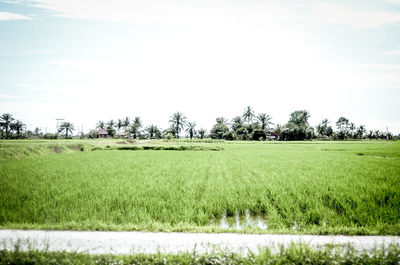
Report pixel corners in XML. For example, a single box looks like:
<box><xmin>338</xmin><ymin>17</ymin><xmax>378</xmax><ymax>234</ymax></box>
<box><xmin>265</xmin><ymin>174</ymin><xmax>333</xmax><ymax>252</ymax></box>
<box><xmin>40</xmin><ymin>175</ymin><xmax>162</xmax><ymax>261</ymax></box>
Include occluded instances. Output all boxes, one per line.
<box><xmin>1</xmin><ymin>0</ymin><xmax>400</xmax><ymax>134</ymax></box>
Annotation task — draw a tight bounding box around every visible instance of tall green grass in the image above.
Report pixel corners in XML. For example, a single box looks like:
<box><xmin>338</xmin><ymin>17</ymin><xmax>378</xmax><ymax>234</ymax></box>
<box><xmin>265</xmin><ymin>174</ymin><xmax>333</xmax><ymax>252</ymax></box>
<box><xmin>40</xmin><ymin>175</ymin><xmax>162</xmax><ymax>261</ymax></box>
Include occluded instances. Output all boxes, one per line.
<box><xmin>1</xmin><ymin>141</ymin><xmax>399</xmax><ymax>234</ymax></box>
<box><xmin>1</xmin><ymin>244</ymin><xmax>400</xmax><ymax>265</ymax></box>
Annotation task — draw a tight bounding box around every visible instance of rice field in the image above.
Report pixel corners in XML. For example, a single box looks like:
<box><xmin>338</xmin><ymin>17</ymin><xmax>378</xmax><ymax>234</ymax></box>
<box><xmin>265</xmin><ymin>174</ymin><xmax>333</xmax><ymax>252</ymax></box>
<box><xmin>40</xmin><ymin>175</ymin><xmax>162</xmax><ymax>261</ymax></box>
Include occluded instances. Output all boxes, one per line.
<box><xmin>0</xmin><ymin>139</ymin><xmax>399</xmax><ymax>234</ymax></box>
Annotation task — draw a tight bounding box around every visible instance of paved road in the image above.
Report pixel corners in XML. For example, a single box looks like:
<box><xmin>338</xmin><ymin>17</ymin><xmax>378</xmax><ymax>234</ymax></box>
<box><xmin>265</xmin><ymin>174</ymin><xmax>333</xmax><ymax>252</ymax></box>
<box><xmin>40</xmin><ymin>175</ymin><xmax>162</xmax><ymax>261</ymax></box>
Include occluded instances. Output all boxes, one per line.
<box><xmin>1</xmin><ymin>230</ymin><xmax>399</xmax><ymax>254</ymax></box>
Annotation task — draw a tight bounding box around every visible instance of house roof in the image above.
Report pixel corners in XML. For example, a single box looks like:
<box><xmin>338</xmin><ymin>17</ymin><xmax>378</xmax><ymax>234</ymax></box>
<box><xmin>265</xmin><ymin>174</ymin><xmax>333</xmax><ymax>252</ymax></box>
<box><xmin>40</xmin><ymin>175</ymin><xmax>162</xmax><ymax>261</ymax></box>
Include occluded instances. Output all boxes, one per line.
<box><xmin>115</xmin><ymin>131</ymin><xmax>127</xmax><ymax>136</ymax></box>
<box><xmin>98</xmin><ymin>128</ymin><xmax>108</xmax><ymax>135</ymax></box>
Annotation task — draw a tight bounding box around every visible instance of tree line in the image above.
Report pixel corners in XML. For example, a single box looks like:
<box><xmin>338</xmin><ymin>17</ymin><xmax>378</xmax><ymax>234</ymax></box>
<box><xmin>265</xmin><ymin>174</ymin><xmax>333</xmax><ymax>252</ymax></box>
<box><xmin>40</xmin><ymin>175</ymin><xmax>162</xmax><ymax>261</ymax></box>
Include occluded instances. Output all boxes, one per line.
<box><xmin>0</xmin><ymin>108</ymin><xmax>398</xmax><ymax>140</ymax></box>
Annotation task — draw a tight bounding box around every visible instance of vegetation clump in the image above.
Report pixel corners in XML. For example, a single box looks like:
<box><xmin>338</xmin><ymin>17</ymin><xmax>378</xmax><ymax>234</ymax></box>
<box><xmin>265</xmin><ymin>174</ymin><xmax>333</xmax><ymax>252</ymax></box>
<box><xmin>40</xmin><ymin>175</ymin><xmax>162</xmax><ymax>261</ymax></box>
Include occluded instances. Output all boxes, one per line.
<box><xmin>1</xmin><ymin>244</ymin><xmax>399</xmax><ymax>265</ymax></box>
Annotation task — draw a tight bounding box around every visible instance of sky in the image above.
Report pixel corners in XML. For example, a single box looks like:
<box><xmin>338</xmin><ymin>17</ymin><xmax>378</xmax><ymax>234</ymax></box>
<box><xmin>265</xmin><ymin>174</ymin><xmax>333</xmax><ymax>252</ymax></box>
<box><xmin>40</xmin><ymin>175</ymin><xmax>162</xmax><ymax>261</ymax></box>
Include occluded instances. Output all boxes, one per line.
<box><xmin>0</xmin><ymin>0</ymin><xmax>400</xmax><ymax>135</ymax></box>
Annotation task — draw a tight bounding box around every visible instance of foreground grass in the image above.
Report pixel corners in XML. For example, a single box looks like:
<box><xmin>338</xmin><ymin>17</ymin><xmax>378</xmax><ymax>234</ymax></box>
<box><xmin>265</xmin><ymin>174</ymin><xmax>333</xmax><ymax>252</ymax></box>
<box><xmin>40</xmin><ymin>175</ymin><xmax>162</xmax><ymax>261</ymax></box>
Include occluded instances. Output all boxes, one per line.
<box><xmin>1</xmin><ymin>244</ymin><xmax>399</xmax><ymax>264</ymax></box>
<box><xmin>1</xmin><ymin>140</ymin><xmax>399</xmax><ymax>234</ymax></box>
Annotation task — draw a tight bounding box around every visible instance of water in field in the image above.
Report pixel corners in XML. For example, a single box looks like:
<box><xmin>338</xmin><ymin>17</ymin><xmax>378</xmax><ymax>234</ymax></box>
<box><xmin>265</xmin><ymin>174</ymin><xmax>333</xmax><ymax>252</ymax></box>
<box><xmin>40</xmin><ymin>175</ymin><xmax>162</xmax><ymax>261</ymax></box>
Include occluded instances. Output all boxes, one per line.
<box><xmin>216</xmin><ymin>209</ymin><xmax>268</xmax><ymax>230</ymax></box>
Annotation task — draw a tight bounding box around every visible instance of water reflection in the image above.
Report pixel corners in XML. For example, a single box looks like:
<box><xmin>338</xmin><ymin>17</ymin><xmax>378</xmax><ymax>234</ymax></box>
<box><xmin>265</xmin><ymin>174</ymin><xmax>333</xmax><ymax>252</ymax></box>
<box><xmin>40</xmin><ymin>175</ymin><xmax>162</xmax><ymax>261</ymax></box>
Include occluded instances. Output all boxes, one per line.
<box><xmin>216</xmin><ymin>209</ymin><xmax>268</xmax><ymax>230</ymax></box>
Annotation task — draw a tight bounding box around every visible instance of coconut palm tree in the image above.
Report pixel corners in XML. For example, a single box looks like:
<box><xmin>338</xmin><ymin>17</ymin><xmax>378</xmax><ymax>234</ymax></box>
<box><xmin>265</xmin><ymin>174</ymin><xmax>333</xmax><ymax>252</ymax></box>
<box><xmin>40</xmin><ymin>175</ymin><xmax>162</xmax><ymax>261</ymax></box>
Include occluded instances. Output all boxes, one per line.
<box><xmin>11</xmin><ymin>120</ymin><xmax>25</xmax><ymax>136</ymax></box>
<box><xmin>117</xmin><ymin>119</ymin><xmax>123</xmax><ymax>132</ymax></box>
<box><xmin>107</xmin><ymin>119</ymin><xmax>115</xmax><ymax>129</ymax></box>
<box><xmin>169</xmin><ymin>112</ymin><xmax>187</xmax><ymax>139</ymax></box>
<box><xmin>216</xmin><ymin>117</ymin><xmax>227</xmax><ymax>125</ymax></box>
<box><xmin>242</xmin><ymin>106</ymin><xmax>255</xmax><ymax>125</ymax></box>
<box><xmin>356</xmin><ymin>125</ymin><xmax>366</xmax><ymax>139</ymax></box>
<box><xmin>257</xmin><ymin>113</ymin><xmax>273</xmax><ymax>131</ymax></box>
<box><xmin>123</xmin><ymin>117</ymin><xmax>130</xmax><ymax>129</ymax></box>
<box><xmin>130</xmin><ymin>116</ymin><xmax>142</xmax><ymax>139</ymax></box>
<box><xmin>186</xmin><ymin>122</ymin><xmax>196</xmax><ymax>139</ymax></box>
<box><xmin>198</xmin><ymin>128</ymin><xmax>207</xmax><ymax>139</ymax></box>
<box><xmin>97</xmin><ymin>121</ymin><xmax>105</xmax><ymax>130</ymax></box>
<box><xmin>231</xmin><ymin>116</ymin><xmax>243</xmax><ymax>132</ymax></box>
<box><xmin>0</xmin><ymin>113</ymin><xmax>15</xmax><ymax>138</ymax></box>
<box><xmin>58</xmin><ymin>121</ymin><xmax>75</xmax><ymax>138</ymax></box>
<box><xmin>146</xmin><ymin>124</ymin><xmax>161</xmax><ymax>139</ymax></box>
<box><xmin>274</xmin><ymin>124</ymin><xmax>287</xmax><ymax>141</ymax></box>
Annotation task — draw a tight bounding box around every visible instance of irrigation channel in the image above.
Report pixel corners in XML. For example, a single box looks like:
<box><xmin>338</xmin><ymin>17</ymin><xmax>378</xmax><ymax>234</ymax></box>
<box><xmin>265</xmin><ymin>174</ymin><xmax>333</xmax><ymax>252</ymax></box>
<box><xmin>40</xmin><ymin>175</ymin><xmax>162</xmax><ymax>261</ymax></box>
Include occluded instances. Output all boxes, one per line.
<box><xmin>1</xmin><ymin>230</ymin><xmax>399</xmax><ymax>255</ymax></box>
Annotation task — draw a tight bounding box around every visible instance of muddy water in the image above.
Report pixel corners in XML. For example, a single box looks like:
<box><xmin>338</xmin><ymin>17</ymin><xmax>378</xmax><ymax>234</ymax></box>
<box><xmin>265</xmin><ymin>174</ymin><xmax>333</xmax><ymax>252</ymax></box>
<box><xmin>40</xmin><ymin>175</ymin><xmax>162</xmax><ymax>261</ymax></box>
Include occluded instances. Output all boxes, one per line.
<box><xmin>1</xmin><ymin>230</ymin><xmax>399</xmax><ymax>255</ymax></box>
<box><xmin>216</xmin><ymin>209</ymin><xmax>268</xmax><ymax>230</ymax></box>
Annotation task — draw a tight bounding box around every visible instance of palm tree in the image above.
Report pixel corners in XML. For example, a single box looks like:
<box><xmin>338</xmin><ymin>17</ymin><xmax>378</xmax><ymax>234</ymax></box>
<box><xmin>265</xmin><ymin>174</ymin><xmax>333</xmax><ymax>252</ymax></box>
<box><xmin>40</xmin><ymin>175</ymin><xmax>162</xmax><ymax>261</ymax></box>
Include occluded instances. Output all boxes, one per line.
<box><xmin>97</xmin><ymin>121</ymin><xmax>105</xmax><ymax>130</ymax></box>
<box><xmin>59</xmin><ymin>121</ymin><xmax>75</xmax><ymax>138</ymax></box>
<box><xmin>169</xmin><ymin>112</ymin><xmax>187</xmax><ymax>139</ymax></box>
<box><xmin>146</xmin><ymin>124</ymin><xmax>161</xmax><ymax>139</ymax></box>
<box><xmin>11</xmin><ymin>120</ymin><xmax>25</xmax><ymax>136</ymax></box>
<box><xmin>257</xmin><ymin>113</ymin><xmax>273</xmax><ymax>131</ymax></box>
<box><xmin>117</xmin><ymin>119</ymin><xmax>123</xmax><ymax>132</ymax></box>
<box><xmin>231</xmin><ymin>116</ymin><xmax>243</xmax><ymax>132</ymax></box>
<box><xmin>274</xmin><ymin>124</ymin><xmax>287</xmax><ymax>141</ymax></box>
<box><xmin>123</xmin><ymin>117</ymin><xmax>130</xmax><ymax>129</ymax></box>
<box><xmin>186</xmin><ymin>122</ymin><xmax>196</xmax><ymax>139</ymax></box>
<box><xmin>130</xmin><ymin>116</ymin><xmax>142</xmax><ymax>139</ymax></box>
<box><xmin>34</xmin><ymin>127</ymin><xmax>42</xmax><ymax>137</ymax></box>
<box><xmin>215</xmin><ymin>117</ymin><xmax>227</xmax><ymax>125</ymax></box>
<box><xmin>356</xmin><ymin>125</ymin><xmax>366</xmax><ymax>139</ymax></box>
<box><xmin>0</xmin><ymin>113</ymin><xmax>15</xmax><ymax>137</ymax></box>
<box><xmin>198</xmin><ymin>128</ymin><xmax>207</xmax><ymax>139</ymax></box>
<box><xmin>242</xmin><ymin>106</ymin><xmax>255</xmax><ymax>125</ymax></box>
<box><xmin>107</xmin><ymin>119</ymin><xmax>115</xmax><ymax>129</ymax></box>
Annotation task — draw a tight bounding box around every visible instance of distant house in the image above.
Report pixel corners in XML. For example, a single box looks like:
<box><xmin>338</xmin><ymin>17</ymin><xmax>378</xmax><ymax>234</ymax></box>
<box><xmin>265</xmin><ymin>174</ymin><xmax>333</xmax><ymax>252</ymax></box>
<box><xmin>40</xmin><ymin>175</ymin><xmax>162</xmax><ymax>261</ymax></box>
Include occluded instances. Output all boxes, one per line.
<box><xmin>266</xmin><ymin>130</ymin><xmax>277</xmax><ymax>141</ymax></box>
<box><xmin>97</xmin><ymin>128</ymin><xmax>108</xmax><ymax>138</ymax></box>
<box><xmin>115</xmin><ymin>131</ymin><xmax>127</xmax><ymax>138</ymax></box>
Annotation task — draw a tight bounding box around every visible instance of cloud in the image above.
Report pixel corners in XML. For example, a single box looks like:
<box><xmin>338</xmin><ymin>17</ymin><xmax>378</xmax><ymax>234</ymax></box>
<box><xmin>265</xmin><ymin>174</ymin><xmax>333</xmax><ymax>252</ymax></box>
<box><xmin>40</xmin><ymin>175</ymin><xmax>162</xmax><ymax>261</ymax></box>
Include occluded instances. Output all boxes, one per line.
<box><xmin>385</xmin><ymin>50</ymin><xmax>400</xmax><ymax>56</ymax></box>
<box><xmin>19</xmin><ymin>0</ymin><xmax>292</xmax><ymax>25</ymax></box>
<box><xmin>0</xmin><ymin>94</ymin><xmax>19</xmax><ymax>99</ymax></box>
<box><xmin>312</xmin><ymin>3</ymin><xmax>400</xmax><ymax>29</ymax></box>
<box><xmin>0</xmin><ymin>11</ymin><xmax>31</xmax><ymax>20</ymax></box>
<box><xmin>1</xmin><ymin>0</ymin><xmax>25</xmax><ymax>4</ymax></box>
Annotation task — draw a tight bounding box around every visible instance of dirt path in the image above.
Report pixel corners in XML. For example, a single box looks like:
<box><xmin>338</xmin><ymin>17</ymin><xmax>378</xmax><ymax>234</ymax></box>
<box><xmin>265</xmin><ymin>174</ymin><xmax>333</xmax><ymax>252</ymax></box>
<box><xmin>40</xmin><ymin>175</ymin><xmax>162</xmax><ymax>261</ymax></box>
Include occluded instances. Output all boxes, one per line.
<box><xmin>1</xmin><ymin>230</ymin><xmax>399</xmax><ymax>255</ymax></box>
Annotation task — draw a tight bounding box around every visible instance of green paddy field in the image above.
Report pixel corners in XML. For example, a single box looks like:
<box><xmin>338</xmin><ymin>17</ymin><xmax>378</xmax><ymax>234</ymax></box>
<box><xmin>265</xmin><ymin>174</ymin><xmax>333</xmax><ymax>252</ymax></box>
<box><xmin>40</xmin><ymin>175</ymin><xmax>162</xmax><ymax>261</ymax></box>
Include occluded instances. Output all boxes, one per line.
<box><xmin>0</xmin><ymin>139</ymin><xmax>399</xmax><ymax>234</ymax></box>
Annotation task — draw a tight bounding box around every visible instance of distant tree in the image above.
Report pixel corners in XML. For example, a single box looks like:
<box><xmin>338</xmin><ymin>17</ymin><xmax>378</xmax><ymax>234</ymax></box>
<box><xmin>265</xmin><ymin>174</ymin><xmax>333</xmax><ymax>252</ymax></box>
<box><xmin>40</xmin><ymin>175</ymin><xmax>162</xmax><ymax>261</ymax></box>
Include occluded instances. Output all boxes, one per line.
<box><xmin>336</xmin><ymin>117</ymin><xmax>349</xmax><ymax>139</ymax></box>
<box><xmin>355</xmin><ymin>125</ymin><xmax>366</xmax><ymax>139</ymax></box>
<box><xmin>349</xmin><ymin>122</ymin><xmax>356</xmax><ymax>139</ymax></box>
<box><xmin>210</xmin><ymin>117</ymin><xmax>229</xmax><ymax>139</ymax></box>
<box><xmin>107</xmin><ymin>126</ymin><xmax>116</xmax><ymax>137</ymax></box>
<box><xmin>257</xmin><ymin>113</ymin><xmax>273</xmax><ymax>131</ymax></box>
<box><xmin>0</xmin><ymin>113</ymin><xmax>15</xmax><ymax>138</ymax></box>
<box><xmin>123</xmin><ymin>117</ymin><xmax>130</xmax><ymax>129</ymax></box>
<box><xmin>163</xmin><ymin>125</ymin><xmax>176</xmax><ymax>139</ymax></box>
<box><xmin>367</xmin><ymin>130</ymin><xmax>374</xmax><ymax>139</ymax></box>
<box><xmin>374</xmin><ymin>130</ymin><xmax>382</xmax><ymax>139</ymax></box>
<box><xmin>107</xmin><ymin>119</ymin><xmax>115</xmax><ymax>129</ymax></box>
<box><xmin>186</xmin><ymin>122</ymin><xmax>196</xmax><ymax>139</ymax></box>
<box><xmin>146</xmin><ymin>124</ymin><xmax>161</xmax><ymax>139</ymax></box>
<box><xmin>97</xmin><ymin>121</ymin><xmax>105</xmax><ymax>130</ymax></box>
<box><xmin>117</xmin><ymin>119</ymin><xmax>123</xmax><ymax>132</ymax></box>
<box><xmin>11</xmin><ymin>120</ymin><xmax>25</xmax><ymax>136</ymax></box>
<box><xmin>169</xmin><ymin>112</ymin><xmax>187</xmax><ymax>139</ymax></box>
<box><xmin>284</xmin><ymin>110</ymin><xmax>311</xmax><ymax>140</ymax></box>
<box><xmin>58</xmin><ymin>121</ymin><xmax>75</xmax><ymax>138</ymax></box>
<box><xmin>242</xmin><ymin>106</ymin><xmax>255</xmax><ymax>125</ymax></box>
<box><xmin>130</xmin><ymin>116</ymin><xmax>142</xmax><ymax>139</ymax></box>
<box><xmin>289</xmin><ymin>110</ymin><xmax>310</xmax><ymax>128</ymax></box>
<box><xmin>34</xmin><ymin>127</ymin><xmax>42</xmax><ymax>137</ymax></box>
<box><xmin>316</xmin><ymin>119</ymin><xmax>328</xmax><ymax>137</ymax></box>
<box><xmin>274</xmin><ymin>124</ymin><xmax>287</xmax><ymax>141</ymax></box>
<box><xmin>223</xmin><ymin>131</ymin><xmax>235</xmax><ymax>140</ymax></box>
<box><xmin>326</xmin><ymin>126</ymin><xmax>333</xmax><ymax>137</ymax></box>
<box><xmin>252</xmin><ymin>129</ymin><xmax>266</xmax><ymax>141</ymax></box>
<box><xmin>198</xmin><ymin>128</ymin><xmax>207</xmax><ymax>139</ymax></box>
<box><xmin>231</xmin><ymin>116</ymin><xmax>243</xmax><ymax>133</ymax></box>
